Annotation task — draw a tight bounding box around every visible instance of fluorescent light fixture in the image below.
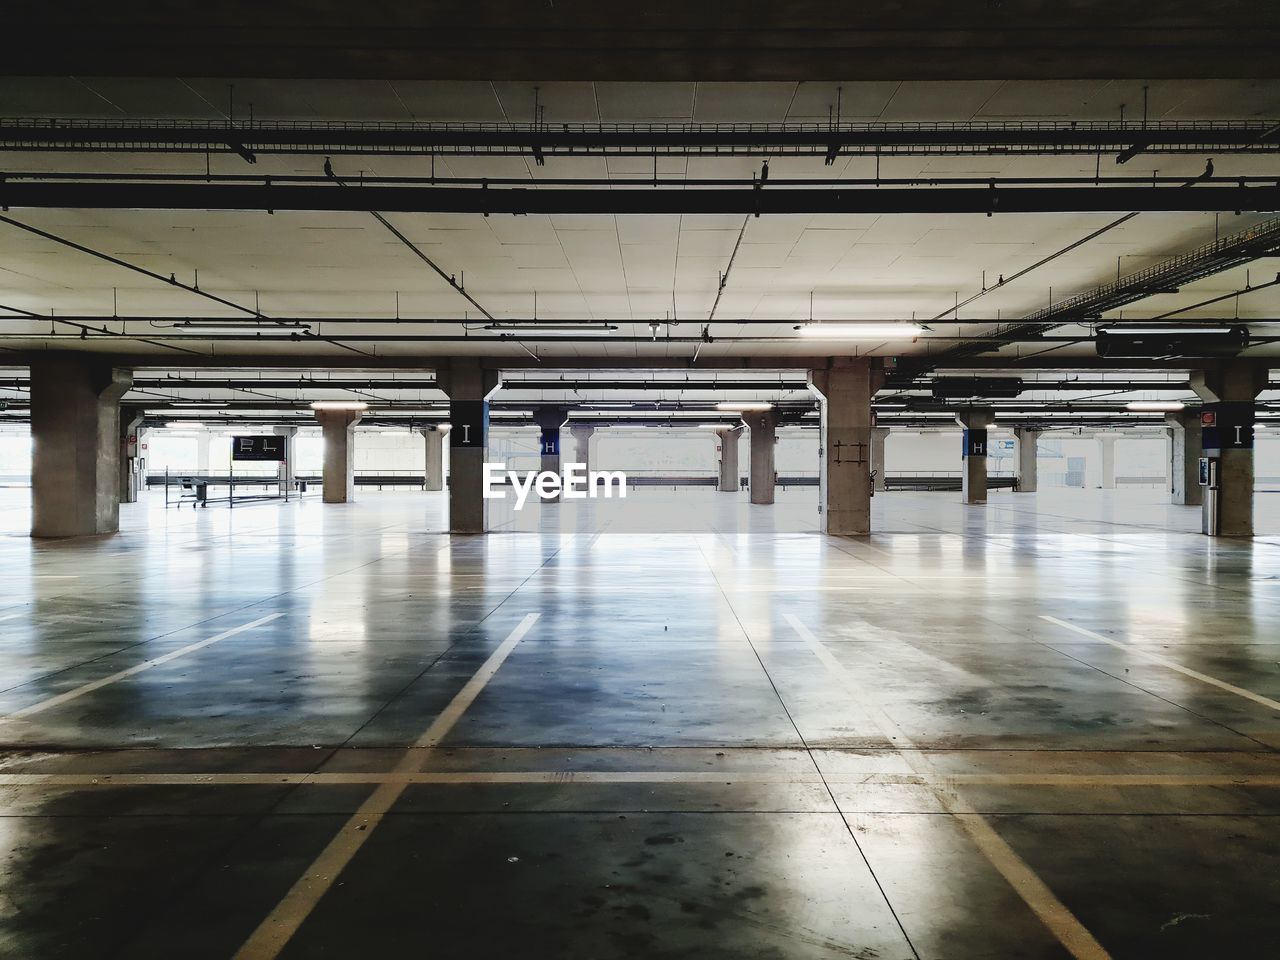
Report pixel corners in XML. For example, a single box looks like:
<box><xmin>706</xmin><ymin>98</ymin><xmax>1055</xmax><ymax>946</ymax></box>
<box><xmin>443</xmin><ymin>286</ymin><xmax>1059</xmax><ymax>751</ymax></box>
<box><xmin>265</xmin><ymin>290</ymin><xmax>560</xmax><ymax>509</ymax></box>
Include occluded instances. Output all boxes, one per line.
<box><xmin>164</xmin><ymin>421</ymin><xmax>204</xmax><ymax>429</ymax></box>
<box><xmin>310</xmin><ymin>400</ymin><xmax>369</xmax><ymax>411</ymax></box>
<box><xmin>697</xmin><ymin>423</ymin><xmax>737</xmax><ymax>430</ymax></box>
<box><xmin>715</xmin><ymin>402</ymin><xmax>774</xmax><ymax>411</ymax></box>
<box><xmin>158</xmin><ymin>321</ymin><xmax>311</xmax><ymax>335</ymax></box>
<box><xmin>1126</xmin><ymin>400</ymin><xmax>1187</xmax><ymax>412</ymax></box>
<box><xmin>484</xmin><ymin>323</ymin><xmax>617</xmax><ymax>335</ymax></box>
<box><xmin>795</xmin><ymin>323</ymin><xmax>926</xmax><ymax>338</ymax></box>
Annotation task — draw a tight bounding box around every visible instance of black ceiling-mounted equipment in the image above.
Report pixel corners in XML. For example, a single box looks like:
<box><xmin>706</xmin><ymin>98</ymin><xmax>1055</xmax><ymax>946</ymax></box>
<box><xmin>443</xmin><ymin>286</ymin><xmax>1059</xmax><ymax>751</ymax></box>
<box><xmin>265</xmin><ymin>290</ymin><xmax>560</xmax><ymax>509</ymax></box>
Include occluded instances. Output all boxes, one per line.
<box><xmin>1095</xmin><ymin>325</ymin><xmax>1250</xmax><ymax>359</ymax></box>
<box><xmin>931</xmin><ymin>377</ymin><xmax>1024</xmax><ymax>399</ymax></box>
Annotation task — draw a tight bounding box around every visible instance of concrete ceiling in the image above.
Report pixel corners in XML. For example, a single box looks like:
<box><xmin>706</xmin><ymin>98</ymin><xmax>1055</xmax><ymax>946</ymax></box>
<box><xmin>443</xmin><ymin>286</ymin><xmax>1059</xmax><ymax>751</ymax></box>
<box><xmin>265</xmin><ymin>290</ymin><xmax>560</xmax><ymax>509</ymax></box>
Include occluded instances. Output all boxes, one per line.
<box><xmin>1</xmin><ymin>78</ymin><xmax>1279</xmax><ymax>378</ymax></box>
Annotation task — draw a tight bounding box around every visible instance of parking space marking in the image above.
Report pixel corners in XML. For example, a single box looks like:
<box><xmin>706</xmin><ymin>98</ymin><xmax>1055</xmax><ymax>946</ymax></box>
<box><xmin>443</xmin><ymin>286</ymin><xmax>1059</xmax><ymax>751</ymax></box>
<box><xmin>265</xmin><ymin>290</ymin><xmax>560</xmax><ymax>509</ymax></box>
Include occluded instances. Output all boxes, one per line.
<box><xmin>1041</xmin><ymin>615</ymin><xmax>1280</xmax><ymax>712</ymax></box>
<box><xmin>2</xmin><ymin>613</ymin><xmax>285</xmax><ymax>720</ymax></box>
<box><xmin>785</xmin><ymin>613</ymin><xmax>1113</xmax><ymax>960</ymax></box>
<box><xmin>232</xmin><ymin>611</ymin><xmax>540</xmax><ymax>960</ymax></box>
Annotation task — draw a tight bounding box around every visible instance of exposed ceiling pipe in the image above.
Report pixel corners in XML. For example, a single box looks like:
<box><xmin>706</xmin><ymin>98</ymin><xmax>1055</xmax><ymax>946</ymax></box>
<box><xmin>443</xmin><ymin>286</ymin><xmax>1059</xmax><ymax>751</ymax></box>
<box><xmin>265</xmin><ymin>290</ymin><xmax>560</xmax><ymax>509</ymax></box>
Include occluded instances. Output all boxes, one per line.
<box><xmin>4</xmin><ymin>119</ymin><xmax>1277</xmax><ymax>157</ymax></box>
<box><xmin>0</xmin><ymin>214</ymin><xmax>263</xmax><ymax>317</ymax></box>
<box><xmin>1148</xmin><ymin>274</ymin><xmax>1280</xmax><ymax>320</ymax></box>
<box><xmin>6</xmin><ymin>171</ymin><xmax>1280</xmax><ymax>189</ymax></box>
<box><xmin>323</xmin><ymin>160</ymin><xmax>497</xmax><ymax>323</ymax></box>
<box><xmin>0</xmin><ymin>299</ymin><xmax>204</xmax><ymax>356</ymax></box>
<box><xmin>0</xmin><ymin>216</ymin><xmax>380</xmax><ymax>358</ymax></box>
<box><xmin>930</xmin><ymin>212</ymin><xmax>1140</xmax><ymax>321</ymax></box>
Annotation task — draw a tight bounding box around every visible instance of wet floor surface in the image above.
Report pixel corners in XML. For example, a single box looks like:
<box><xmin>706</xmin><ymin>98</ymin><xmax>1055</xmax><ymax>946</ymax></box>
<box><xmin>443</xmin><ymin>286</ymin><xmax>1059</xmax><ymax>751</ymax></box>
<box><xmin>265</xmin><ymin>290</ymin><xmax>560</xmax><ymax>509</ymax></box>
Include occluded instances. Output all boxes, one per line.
<box><xmin>0</xmin><ymin>489</ymin><xmax>1278</xmax><ymax>958</ymax></box>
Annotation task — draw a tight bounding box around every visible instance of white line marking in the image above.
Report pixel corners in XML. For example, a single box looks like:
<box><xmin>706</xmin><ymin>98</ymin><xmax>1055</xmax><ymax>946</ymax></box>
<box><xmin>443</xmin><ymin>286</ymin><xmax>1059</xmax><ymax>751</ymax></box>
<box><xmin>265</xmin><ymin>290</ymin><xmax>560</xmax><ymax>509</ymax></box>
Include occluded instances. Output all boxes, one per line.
<box><xmin>784</xmin><ymin>613</ymin><xmax>1112</xmax><ymax>960</ymax></box>
<box><xmin>233</xmin><ymin>612</ymin><xmax>539</xmax><ymax>960</ymax></box>
<box><xmin>2</xmin><ymin>613</ymin><xmax>284</xmax><ymax>721</ymax></box>
<box><xmin>0</xmin><ymin>771</ymin><xmax>1275</xmax><ymax>788</ymax></box>
<box><xmin>1040</xmin><ymin>615</ymin><xmax>1280</xmax><ymax>713</ymax></box>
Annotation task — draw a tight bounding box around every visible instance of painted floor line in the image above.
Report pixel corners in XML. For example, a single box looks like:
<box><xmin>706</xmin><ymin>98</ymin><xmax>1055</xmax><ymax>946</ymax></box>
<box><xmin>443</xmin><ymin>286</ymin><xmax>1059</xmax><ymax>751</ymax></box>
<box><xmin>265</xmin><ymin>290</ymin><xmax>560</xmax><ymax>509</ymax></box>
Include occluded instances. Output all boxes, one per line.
<box><xmin>1040</xmin><ymin>615</ymin><xmax>1280</xmax><ymax>713</ymax></box>
<box><xmin>0</xmin><ymin>770</ymin><xmax>1277</xmax><ymax>788</ymax></box>
<box><xmin>784</xmin><ymin>612</ymin><xmax>1113</xmax><ymax>960</ymax></box>
<box><xmin>232</xmin><ymin>611</ymin><xmax>539</xmax><ymax>960</ymax></box>
<box><xmin>1</xmin><ymin>613</ymin><xmax>285</xmax><ymax>721</ymax></box>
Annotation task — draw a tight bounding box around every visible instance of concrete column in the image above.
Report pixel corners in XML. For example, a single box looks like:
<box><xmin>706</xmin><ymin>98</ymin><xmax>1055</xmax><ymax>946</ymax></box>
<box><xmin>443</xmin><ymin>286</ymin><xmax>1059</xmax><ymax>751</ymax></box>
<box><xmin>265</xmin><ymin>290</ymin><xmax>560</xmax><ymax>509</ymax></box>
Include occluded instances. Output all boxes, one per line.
<box><xmin>570</xmin><ymin>425</ymin><xmax>595</xmax><ymax>473</ymax></box>
<box><xmin>1192</xmin><ymin>363</ymin><xmax>1268</xmax><ymax>536</ymax></box>
<box><xmin>1013</xmin><ymin>427</ymin><xmax>1040</xmax><ymax>493</ymax></box>
<box><xmin>118</xmin><ymin>405</ymin><xmax>145</xmax><ymax>504</ymax></box>
<box><xmin>808</xmin><ymin>359</ymin><xmax>881</xmax><ymax>535</ymax></box>
<box><xmin>195</xmin><ymin>431</ymin><xmax>211</xmax><ymax>475</ymax></box>
<box><xmin>741</xmin><ymin>408</ymin><xmax>780</xmax><ymax>505</ymax></box>
<box><xmin>956</xmin><ymin>408</ymin><xmax>994</xmax><ymax>505</ymax></box>
<box><xmin>712</xmin><ymin>427</ymin><xmax>741</xmax><ymax>492</ymax></box>
<box><xmin>315</xmin><ymin>409</ymin><xmax>361</xmax><ymax>503</ymax></box>
<box><xmin>438</xmin><ymin>359</ymin><xmax>502</xmax><ymax>533</ymax></box>
<box><xmin>1166</xmin><ymin>411</ymin><xmax>1203</xmax><ymax>507</ymax></box>
<box><xmin>871</xmin><ymin>426</ymin><xmax>890</xmax><ymax>492</ymax></box>
<box><xmin>532</xmin><ymin>407</ymin><xmax>570</xmax><ymax>503</ymax></box>
<box><xmin>415</xmin><ymin>424</ymin><xmax>447</xmax><ymax>491</ymax></box>
<box><xmin>1097</xmin><ymin>433</ymin><xmax>1118</xmax><ymax>489</ymax></box>
<box><xmin>273</xmin><ymin>425</ymin><xmax>298</xmax><ymax>495</ymax></box>
<box><xmin>30</xmin><ymin>354</ymin><xmax>132</xmax><ymax>537</ymax></box>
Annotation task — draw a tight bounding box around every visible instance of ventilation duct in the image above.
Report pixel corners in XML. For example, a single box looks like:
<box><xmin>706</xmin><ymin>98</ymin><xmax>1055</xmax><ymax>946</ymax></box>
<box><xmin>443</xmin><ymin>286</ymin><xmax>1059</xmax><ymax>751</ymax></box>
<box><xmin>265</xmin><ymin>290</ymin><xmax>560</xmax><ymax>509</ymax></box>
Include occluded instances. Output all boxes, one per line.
<box><xmin>1095</xmin><ymin>326</ymin><xmax>1250</xmax><ymax>359</ymax></box>
<box><xmin>931</xmin><ymin>377</ymin><xmax>1024</xmax><ymax>399</ymax></box>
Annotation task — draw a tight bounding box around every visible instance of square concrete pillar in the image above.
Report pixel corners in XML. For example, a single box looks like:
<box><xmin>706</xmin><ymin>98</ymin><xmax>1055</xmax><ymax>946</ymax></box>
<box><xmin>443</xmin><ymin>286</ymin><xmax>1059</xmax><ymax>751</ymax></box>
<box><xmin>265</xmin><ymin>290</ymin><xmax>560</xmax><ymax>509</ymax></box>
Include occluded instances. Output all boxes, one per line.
<box><xmin>1192</xmin><ymin>363</ymin><xmax>1268</xmax><ymax>536</ymax></box>
<box><xmin>1166</xmin><ymin>412</ymin><xmax>1203</xmax><ymax>507</ymax></box>
<box><xmin>742</xmin><ymin>408</ymin><xmax>780</xmax><ymax>505</ymax></box>
<box><xmin>570</xmin><ymin>425</ymin><xmax>595</xmax><ymax>474</ymax></box>
<box><xmin>532</xmin><ymin>406</ymin><xmax>570</xmax><ymax>503</ymax></box>
<box><xmin>119</xmin><ymin>404</ymin><xmax>146</xmax><ymax>504</ymax></box>
<box><xmin>1097</xmin><ymin>433</ymin><xmax>1118</xmax><ymax>489</ymax></box>
<box><xmin>712</xmin><ymin>427</ymin><xmax>741</xmax><ymax>492</ymax></box>
<box><xmin>438</xmin><ymin>359</ymin><xmax>501</xmax><ymax>533</ymax></box>
<box><xmin>871</xmin><ymin>426</ymin><xmax>890</xmax><ymax>492</ymax></box>
<box><xmin>315</xmin><ymin>409</ymin><xmax>361</xmax><ymax>503</ymax></box>
<box><xmin>1013</xmin><ymin>426</ymin><xmax>1039</xmax><ymax>493</ymax></box>
<box><xmin>416</xmin><ymin>424</ymin><xmax>447</xmax><ymax>491</ymax></box>
<box><xmin>956</xmin><ymin>408</ymin><xmax>994</xmax><ymax>505</ymax></box>
<box><xmin>273</xmin><ymin>425</ymin><xmax>298</xmax><ymax>496</ymax></box>
<box><xmin>30</xmin><ymin>354</ymin><xmax>133</xmax><ymax>537</ymax></box>
<box><xmin>808</xmin><ymin>359</ymin><xmax>881</xmax><ymax>535</ymax></box>
<box><xmin>196</xmin><ymin>431</ymin><xmax>211</xmax><ymax>475</ymax></box>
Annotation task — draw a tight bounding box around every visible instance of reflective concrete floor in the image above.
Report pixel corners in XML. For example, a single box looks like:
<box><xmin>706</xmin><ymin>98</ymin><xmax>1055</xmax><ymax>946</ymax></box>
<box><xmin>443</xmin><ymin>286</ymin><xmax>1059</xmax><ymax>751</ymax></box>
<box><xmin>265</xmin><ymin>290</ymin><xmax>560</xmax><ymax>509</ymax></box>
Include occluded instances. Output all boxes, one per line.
<box><xmin>0</xmin><ymin>488</ymin><xmax>1278</xmax><ymax>958</ymax></box>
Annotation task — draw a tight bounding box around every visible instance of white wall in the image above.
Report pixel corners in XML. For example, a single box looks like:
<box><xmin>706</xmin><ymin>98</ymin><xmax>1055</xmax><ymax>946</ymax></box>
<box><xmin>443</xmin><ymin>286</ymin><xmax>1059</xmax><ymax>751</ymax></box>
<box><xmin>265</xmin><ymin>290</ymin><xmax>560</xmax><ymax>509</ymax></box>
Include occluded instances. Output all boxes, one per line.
<box><xmin>0</xmin><ymin>426</ymin><xmax>31</xmax><ymax>481</ymax></box>
<box><xmin>352</xmin><ymin>432</ymin><xmax>426</xmax><ymax>473</ymax></box>
<box><xmin>22</xmin><ymin>423</ymin><xmax>1280</xmax><ymax>488</ymax></box>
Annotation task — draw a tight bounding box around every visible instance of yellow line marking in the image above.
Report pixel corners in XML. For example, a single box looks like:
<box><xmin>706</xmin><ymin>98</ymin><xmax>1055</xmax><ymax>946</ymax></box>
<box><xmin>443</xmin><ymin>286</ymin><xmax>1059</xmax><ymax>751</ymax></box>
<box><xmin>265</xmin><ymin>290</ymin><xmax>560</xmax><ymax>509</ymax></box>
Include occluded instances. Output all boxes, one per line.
<box><xmin>784</xmin><ymin>613</ymin><xmax>1112</xmax><ymax>960</ymax></box>
<box><xmin>0</xmin><ymin>771</ymin><xmax>1275</xmax><ymax>788</ymax></box>
<box><xmin>232</xmin><ymin>612</ymin><xmax>539</xmax><ymax>960</ymax></box>
<box><xmin>1040</xmin><ymin>615</ymin><xmax>1280</xmax><ymax>713</ymax></box>
<box><xmin>2</xmin><ymin>613</ymin><xmax>285</xmax><ymax>720</ymax></box>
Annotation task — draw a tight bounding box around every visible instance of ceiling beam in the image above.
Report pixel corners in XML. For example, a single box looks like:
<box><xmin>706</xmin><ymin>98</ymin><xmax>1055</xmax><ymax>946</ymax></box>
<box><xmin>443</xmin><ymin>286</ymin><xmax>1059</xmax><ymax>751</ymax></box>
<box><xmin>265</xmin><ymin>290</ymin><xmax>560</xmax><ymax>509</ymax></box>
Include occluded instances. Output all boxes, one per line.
<box><xmin>4</xmin><ymin>182</ymin><xmax>1278</xmax><ymax>216</ymax></box>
